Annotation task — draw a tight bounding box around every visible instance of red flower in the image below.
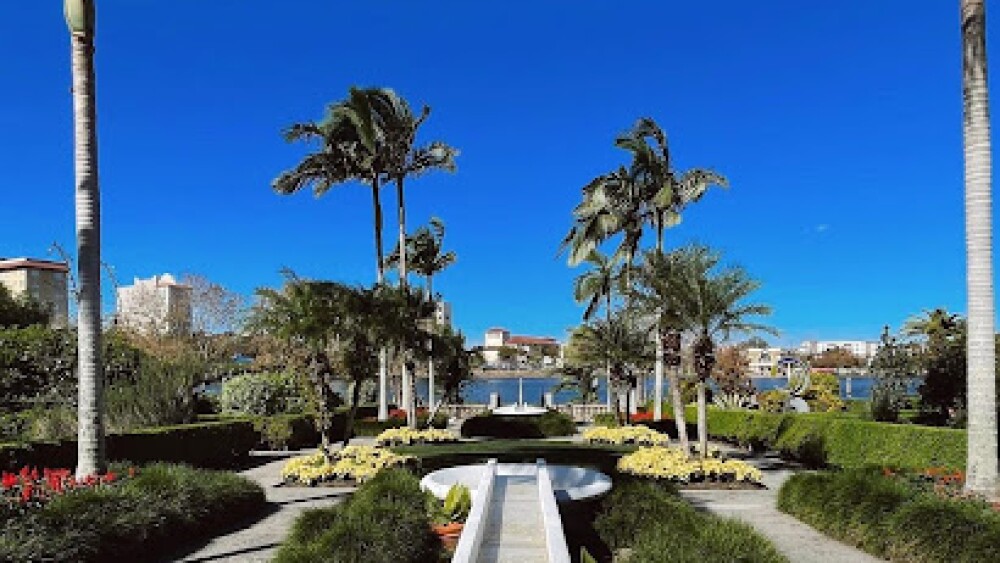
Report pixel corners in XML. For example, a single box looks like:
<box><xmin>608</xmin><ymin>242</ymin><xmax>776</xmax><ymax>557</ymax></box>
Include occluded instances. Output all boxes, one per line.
<box><xmin>1</xmin><ymin>472</ymin><xmax>16</xmax><ymax>490</ymax></box>
<box><xmin>102</xmin><ymin>471</ymin><xmax>117</xmax><ymax>483</ymax></box>
<box><xmin>18</xmin><ymin>466</ymin><xmax>29</xmax><ymax>479</ymax></box>
<box><xmin>21</xmin><ymin>484</ymin><xmax>33</xmax><ymax>503</ymax></box>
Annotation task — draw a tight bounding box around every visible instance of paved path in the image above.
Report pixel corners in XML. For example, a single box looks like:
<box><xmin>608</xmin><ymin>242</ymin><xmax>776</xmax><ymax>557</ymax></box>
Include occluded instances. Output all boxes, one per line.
<box><xmin>677</xmin><ymin>447</ymin><xmax>882</xmax><ymax>563</ymax></box>
<box><xmin>478</xmin><ymin>474</ymin><xmax>548</xmax><ymax>563</ymax></box>
<box><xmin>173</xmin><ymin>450</ymin><xmax>355</xmax><ymax>563</ymax></box>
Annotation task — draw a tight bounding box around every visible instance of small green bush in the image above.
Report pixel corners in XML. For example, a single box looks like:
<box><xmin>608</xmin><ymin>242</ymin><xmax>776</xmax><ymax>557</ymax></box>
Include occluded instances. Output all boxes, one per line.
<box><xmin>778</xmin><ymin>469</ymin><xmax>1000</xmax><ymax>562</ymax></box>
<box><xmin>274</xmin><ymin>468</ymin><xmax>438</xmax><ymax>563</ymax></box>
<box><xmin>220</xmin><ymin>371</ymin><xmax>308</xmax><ymax>416</ymax></box>
<box><xmin>251</xmin><ymin>414</ymin><xmax>320</xmax><ymax>450</ymax></box>
<box><xmin>461</xmin><ymin>410</ymin><xmax>575</xmax><ymax>438</ymax></box>
<box><xmin>0</xmin><ymin>463</ymin><xmax>265</xmax><ymax>562</ymax></box>
<box><xmin>592</xmin><ymin>413</ymin><xmax>619</xmax><ymax>427</ymax></box>
<box><xmin>350</xmin><ymin>412</ymin><xmax>447</xmax><ymax>436</ymax></box>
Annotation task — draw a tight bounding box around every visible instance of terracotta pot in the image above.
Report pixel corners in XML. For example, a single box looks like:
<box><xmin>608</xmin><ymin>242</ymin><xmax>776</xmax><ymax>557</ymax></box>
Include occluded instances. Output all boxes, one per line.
<box><xmin>432</xmin><ymin>522</ymin><xmax>464</xmax><ymax>539</ymax></box>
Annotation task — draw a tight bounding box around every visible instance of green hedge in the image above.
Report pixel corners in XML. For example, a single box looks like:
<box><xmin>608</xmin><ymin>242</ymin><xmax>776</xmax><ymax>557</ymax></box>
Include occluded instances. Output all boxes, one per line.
<box><xmin>461</xmin><ymin>410</ymin><xmax>576</xmax><ymax>439</ymax></box>
<box><xmin>0</xmin><ymin>463</ymin><xmax>266</xmax><ymax>562</ymax></box>
<box><xmin>778</xmin><ymin>469</ymin><xmax>1000</xmax><ymax>562</ymax></box>
<box><xmin>274</xmin><ymin>468</ymin><xmax>439</xmax><ymax>563</ymax></box>
<box><xmin>351</xmin><ymin>413</ymin><xmax>448</xmax><ymax>436</ymax></box>
<box><xmin>0</xmin><ymin>420</ymin><xmax>258</xmax><ymax>470</ymax></box>
<box><xmin>595</xmin><ymin>480</ymin><xmax>786</xmax><ymax>562</ymax></box>
<box><xmin>690</xmin><ymin>407</ymin><xmax>966</xmax><ymax>470</ymax></box>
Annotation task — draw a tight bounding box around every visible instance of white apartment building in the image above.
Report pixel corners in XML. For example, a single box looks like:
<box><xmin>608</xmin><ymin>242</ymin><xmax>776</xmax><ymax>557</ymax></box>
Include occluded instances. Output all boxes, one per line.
<box><xmin>798</xmin><ymin>340</ymin><xmax>880</xmax><ymax>361</ymax></box>
<box><xmin>116</xmin><ymin>274</ymin><xmax>192</xmax><ymax>335</ymax></box>
<box><xmin>481</xmin><ymin>327</ymin><xmax>562</xmax><ymax>368</ymax></box>
<box><xmin>0</xmin><ymin>258</ymin><xmax>70</xmax><ymax>327</ymax></box>
<box><xmin>433</xmin><ymin>301</ymin><xmax>452</xmax><ymax>329</ymax></box>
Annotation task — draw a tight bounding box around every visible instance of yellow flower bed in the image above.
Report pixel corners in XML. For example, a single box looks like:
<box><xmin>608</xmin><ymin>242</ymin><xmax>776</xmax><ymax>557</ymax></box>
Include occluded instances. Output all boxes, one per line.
<box><xmin>582</xmin><ymin>425</ymin><xmax>670</xmax><ymax>446</ymax></box>
<box><xmin>375</xmin><ymin>427</ymin><xmax>459</xmax><ymax>447</ymax></box>
<box><xmin>617</xmin><ymin>447</ymin><xmax>763</xmax><ymax>484</ymax></box>
<box><xmin>281</xmin><ymin>445</ymin><xmax>413</xmax><ymax>485</ymax></box>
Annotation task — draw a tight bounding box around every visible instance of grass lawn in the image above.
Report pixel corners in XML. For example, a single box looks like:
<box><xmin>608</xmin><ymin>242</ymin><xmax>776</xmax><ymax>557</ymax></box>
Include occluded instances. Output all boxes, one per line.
<box><xmin>392</xmin><ymin>439</ymin><xmax>637</xmax><ymax>475</ymax></box>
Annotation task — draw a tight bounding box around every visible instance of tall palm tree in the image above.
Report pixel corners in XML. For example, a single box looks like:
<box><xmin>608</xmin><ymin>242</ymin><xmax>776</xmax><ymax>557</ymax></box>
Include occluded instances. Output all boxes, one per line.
<box><xmin>369</xmin><ymin>91</ymin><xmax>457</xmax><ymax>427</ymax></box>
<box><xmin>65</xmin><ymin>0</ymin><xmax>105</xmax><ymax>479</ymax></box>
<box><xmin>670</xmin><ymin>246</ymin><xmax>775</xmax><ymax>458</ymax></box>
<box><xmin>961</xmin><ymin>0</ymin><xmax>998</xmax><ymax>498</ymax></box>
<box><xmin>572</xmin><ymin>250</ymin><xmax>623</xmax><ymax>406</ymax></box>
<box><xmin>274</xmin><ymin>86</ymin><xmax>394</xmax><ymax>421</ymax></box>
<box><xmin>902</xmin><ymin>308</ymin><xmax>963</xmax><ymax>340</ymax></box>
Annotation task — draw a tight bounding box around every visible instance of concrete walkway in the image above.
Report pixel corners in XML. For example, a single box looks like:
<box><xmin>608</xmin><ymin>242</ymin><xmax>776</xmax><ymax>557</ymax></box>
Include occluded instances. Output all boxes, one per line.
<box><xmin>677</xmin><ymin>447</ymin><xmax>882</xmax><ymax>563</ymax></box>
<box><xmin>172</xmin><ymin>450</ymin><xmax>355</xmax><ymax>563</ymax></box>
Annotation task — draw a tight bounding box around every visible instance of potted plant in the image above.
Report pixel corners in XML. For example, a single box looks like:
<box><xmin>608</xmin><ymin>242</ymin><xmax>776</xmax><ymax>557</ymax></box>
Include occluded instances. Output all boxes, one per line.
<box><xmin>428</xmin><ymin>483</ymin><xmax>471</xmax><ymax>548</ymax></box>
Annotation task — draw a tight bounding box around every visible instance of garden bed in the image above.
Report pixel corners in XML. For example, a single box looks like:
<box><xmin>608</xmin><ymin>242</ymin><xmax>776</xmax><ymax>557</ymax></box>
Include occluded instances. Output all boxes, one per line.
<box><xmin>0</xmin><ymin>463</ymin><xmax>266</xmax><ymax>562</ymax></box>
<box><xmin>777</xmin><ymin>468</ymin><xmax>1000</xmax><ymax>562</ymax></box>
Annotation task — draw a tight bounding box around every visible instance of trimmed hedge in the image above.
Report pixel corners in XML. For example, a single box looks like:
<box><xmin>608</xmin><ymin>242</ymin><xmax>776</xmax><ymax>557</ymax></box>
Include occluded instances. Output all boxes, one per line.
<box><xmin>689</xmin><ymin>407</ymin><xmax>966</xmax><ymax>470</ymax></box>
<box><xmin>778</xmin><ymin>469</ymin><xmax>1000</xmax><ymax>562</ymax></box>
<box><xmin>0</xmin><ymin>419</ymin><xmax>258</xmax><ymax>470</ymax></box>
<box><xmin>352</xmin><ymin>413</ymin><xmax>447</xmax><ymax>437</ymax></box>
<box><xmin>595</xmin><ymin>480</ymin><xmax>786</xmax><ymax>562</ymax></box>
<box><xmin>274</xmin><ymin>468</ymin><xmax>439</xmax><ymax>563</ymax></box>
<box><xmin>461</xmin><ymin>410</ymin><xmax>576</xmax><ymax>439</ymax></box>
<box><xmin>0</xmin><ymin>463</ymin><xmax>266</xmax><ymax>562</ymax></box>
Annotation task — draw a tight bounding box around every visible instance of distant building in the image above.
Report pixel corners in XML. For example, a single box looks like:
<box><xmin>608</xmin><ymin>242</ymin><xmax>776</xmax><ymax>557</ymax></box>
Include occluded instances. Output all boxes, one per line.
<box><xmin>746</xmin><ymin>347</ymin><xmax>785</xmax><ymax>377</ymax></box>
<box><xmin>433</xmin><ymin>301</ymin><xmax>452</xmax><ymax>329</ymax></box>
<box><xmin>798</xmin><ymin>340</ymin><xmax>879</xmax><ymax>362</ymax></box>
<box><xmin>0</xmin><ymin>258</ymin><xmax>70</xmax><ymax>327</ymax></box>
<box><xmin>116</xmin><ymin>274</ymin><xmax>192</xmax><ymax>335</ymax></box>
<box><xmin>481</xmin><ymin>327</ymin><xmax>562</xmax><ymax>368</ymax></box>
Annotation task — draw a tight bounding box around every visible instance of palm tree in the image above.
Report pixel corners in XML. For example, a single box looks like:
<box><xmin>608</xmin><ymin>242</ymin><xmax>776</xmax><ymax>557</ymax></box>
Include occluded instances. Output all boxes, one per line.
<box><xmin>902</xmin><ymin>308</ymin><xmax>963</xmax><ymax>340</ymax></box>
<box><xmin>961</xmin><ymin>0</ymin><xmax>998</xmax><ymax>498</ymax></box>
<box><xmin>398</xmin><ymin>217</ymin><xmax>457</xmax><ymax>410</ymax></box>
<box><xmin>669</xmin><ymin>245</ymin><xmax>775</xmax><ymax>458</ymax></box>
<box><xmin>274</xmin><ymin>86</ymin><xmax>394</xmax><ymax>420</ymax></box>
<box><xmin>553</xmin><ymin>365</ymin><xmax>601</xmax><ymax>404</ymax></box>
<box><xmin>65</xmin><ymin>0</ymin><xmax>105</xmax><ymax>479</ymax></box>
<box><xmin>367</xmin><ymin>91</ymin><xmax>457</xmax><ymax>427</ymax></box>
<box><xmin>572</xmin><ymin>250</ymin><xmax>623</xmax><ymax>406</ymax></box>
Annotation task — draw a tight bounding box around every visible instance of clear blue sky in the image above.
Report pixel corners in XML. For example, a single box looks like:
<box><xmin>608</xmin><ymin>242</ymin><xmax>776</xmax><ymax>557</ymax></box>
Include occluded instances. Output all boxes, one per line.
<box><xmin>0</xmin><ymin>1</ymin><xmax>990</xmax><ymax>346</ymax></box>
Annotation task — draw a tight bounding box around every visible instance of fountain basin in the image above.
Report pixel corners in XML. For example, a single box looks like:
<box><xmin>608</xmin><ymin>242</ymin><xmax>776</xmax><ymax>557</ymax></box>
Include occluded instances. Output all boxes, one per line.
<box><xmin>491</xmin><ymin>405</ymin><xmax>548</xmax><ymax>416</ymax></box>
<box><xmin>420</xmin><ymin>463</ymin><xmax>612</xmax><ymax>502</ymax></box>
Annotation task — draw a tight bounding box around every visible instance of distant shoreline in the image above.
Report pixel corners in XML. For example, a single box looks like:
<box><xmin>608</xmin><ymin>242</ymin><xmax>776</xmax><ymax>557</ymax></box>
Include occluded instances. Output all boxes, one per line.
<box><xmin>472</xmin><ymin>369</ymin><xmax>559</xmax><ymax>379</ymax></box>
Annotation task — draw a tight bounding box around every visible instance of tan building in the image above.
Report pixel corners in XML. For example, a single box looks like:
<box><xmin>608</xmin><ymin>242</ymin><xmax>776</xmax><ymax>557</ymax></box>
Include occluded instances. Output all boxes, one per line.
<box><xmin>0</xmin><ymin>258</ymin><xmax>70</xmax><ymax>327</ymax></box>
<box><xmin>481</xmin><ymin>327</ymin><xmax>562</xmax><ymax>368</ymax></box>
<box><xmin>116</xmin><ymin>274</ymin><xmax>192</xmax><ymax>335</ymax></box>
<box><xmin>746</xmin><ymin>347</ymin><xmax>790</xmax><ymax>377</ymax></box>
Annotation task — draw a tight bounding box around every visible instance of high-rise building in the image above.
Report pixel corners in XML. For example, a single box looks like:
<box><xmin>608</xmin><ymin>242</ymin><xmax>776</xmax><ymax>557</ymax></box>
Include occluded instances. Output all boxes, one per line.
<box><xmin>434</xmin><ymin>301</ymin><xmax>452</xmax><ymax>329</ymax></box>
<box><xmin>798</xmin><ymin>340</ymin><xmax>880</xmax><ymax>362</ymax></box>
<box><xmin>0</xmin><ymin>258</ymin><xmax>70</xmax><ymax>327</ymax></box>
<box><xmin>116</xmin><ymin>274</ymin><xmax>192</xmax><ymax>335</ymax></box>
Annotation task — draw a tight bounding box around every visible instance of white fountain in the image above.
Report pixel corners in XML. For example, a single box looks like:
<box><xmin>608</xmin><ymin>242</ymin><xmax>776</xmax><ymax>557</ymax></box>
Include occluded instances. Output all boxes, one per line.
<box><xmin>491</xmin><ymin>377</ymin><xmax>548</xmax><ymax>416</ymax></box>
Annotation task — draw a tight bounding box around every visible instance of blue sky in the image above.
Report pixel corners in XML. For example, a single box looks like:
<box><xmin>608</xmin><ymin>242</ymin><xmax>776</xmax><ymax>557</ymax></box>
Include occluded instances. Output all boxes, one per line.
<box><xmin>0</xmin><ymin>1</ymin><xmax>989</xmax><ymax>346</ymax></box>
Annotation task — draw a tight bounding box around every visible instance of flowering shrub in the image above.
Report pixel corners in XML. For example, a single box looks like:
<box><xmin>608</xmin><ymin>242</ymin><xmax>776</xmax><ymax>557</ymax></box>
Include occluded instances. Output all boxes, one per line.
<box><xmin>630</xmin><ymin>410</ymin><xmax>654</xmax><ymax>423</ymax></box>
<box><xmin>375</xmin><ymin>427</ymin><xmax>458</xmax><ymax>447</ymax></box>
<box><xmin>882</xmin><ymin>466</ymin><xmax>981</xmax><ymax>503</ymax></box>
<box><xmin>1</xmin><ymin>465</ymin><xmax>130</xmax><ymax>513</ymax></box>
<box><xmin>617</xmin><ymin>447</ymin><xmax>763</xmax><ymax>484</ymax></box>
<box><xmin>582</xmin><ymin>425</ymin><xmax>670</xmax><ymax>446</ymax></box>
<box><xmin>281</xmin><ymin>446</ymin><xmax>413</xmax><ymax>485</ymax></box>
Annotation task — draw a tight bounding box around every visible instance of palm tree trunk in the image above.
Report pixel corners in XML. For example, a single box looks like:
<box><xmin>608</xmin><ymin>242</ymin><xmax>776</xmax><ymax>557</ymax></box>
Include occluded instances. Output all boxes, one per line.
<box><xmin>395</xmin><ymin>176</ymin><xmax>416</xmax><ymax>429</ymax></box>
<box><xmin>426</xmin><ymin>275</ymin><xmax>435</xmax><ymax>411</ymax></box>
<box><xmin>668</xmin><ymin>367</ymin><xmax>689</xmax><ymax>454</ymax></box>
<box><xmin>697</xmin><ymin>380</ymin><xmax>708</xmax><ymax>459</ymax></box>
<box><xmin>313</xmin><ymin>353</ymin><xmax>331</xmax><ymax>452</ymax></box>
<box><xmin>373</xmin><ymin>177</ymin><xmax>390</xmax><ymax>422</ymax></box>
<box><xmin>654</xmin><ymin>329</ymin><xmax>665</xmax><ymax>420</ymax></box>
<box><xmin>606</xmin><ymin>293</ymin><xmax>613</xmax><ymax>408</ymax></box>
<box><xmin>68</xmin><ymin>5</ymin><xmax>105</xmax><ymax>479</ymax></box>
<box><xmin>342</xmin><ymin>376</ymin><xmax>363</xmax><ymax>448</ymax></box>
<box><xmin>962</xmin><ymin>0</ymin><xmax>999</xmax><ymax>498</ymax></box>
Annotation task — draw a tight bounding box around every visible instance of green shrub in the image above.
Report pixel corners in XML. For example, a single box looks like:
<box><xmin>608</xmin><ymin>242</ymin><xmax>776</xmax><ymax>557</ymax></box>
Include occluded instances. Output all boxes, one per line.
<box><xmin>696</xmin><ymin>408</ymin><xmax>966</xmax><ymax>470</ymax></box>
<box><xmin>0</xmin><ymin>419</ymin><xmax>258</xmax><ymax>471</ymax></box>
<box><xmin>104</xmin><ymin>357</ymin><xmax>198</xmax><ymax>431</ymax></box>
<box><xmin>778</xmin><ymin>469</ymin><xmax>1000</xmax><ymax>562</ymax></box>
<box><xmin>595</xmin><ymin>479</ymin><xmax>785</xmax><ymax>562</ymax></box>
<box><xmin>592</xmin><ymin>413</ymin><xmax>619</xmax><ymax>427</ymax></box>
<box><xmin>350</xmin><ymin>412</ymin><xmax>447</xmax><ymax>436</ymax></box>
<box><xmin>274</xmin><ymin>468</ymin><xmax>438</xmax><ymax>563</ymax></box>
<box><xmin>251</xmin><ymin>414</ymin><xmax>320</xmax><ymax>450</ymax></box>
<box><xmin>461</xmin><ymin>410</ymin><xmax>575</xmax><ymax>439</ymax></box>
<box><xmin>0</xmin><ymin>463</ymin><xmax>265</xmax><ymax>563</ymax></box>
<box><xmin>220</xmin><ymin>371</ymin><xmax>308</xmax><ymax>416</ymax></box>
